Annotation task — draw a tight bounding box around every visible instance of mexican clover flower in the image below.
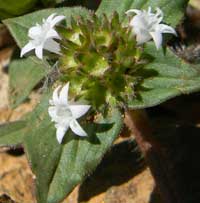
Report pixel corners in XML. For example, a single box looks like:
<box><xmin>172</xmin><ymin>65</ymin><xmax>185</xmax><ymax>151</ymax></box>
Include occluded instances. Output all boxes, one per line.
<box><xmin>48</xmin><ymin>83</ymin><xmax>90</xmax><ymax>144</ymax></box>
<box><xmin>20</xmin><ymin>13</ymin><xmax>65</xmax><ymax>59</ymax></box>
<box><xmin>126</xmin><ymin>7</ymin><xmax>177</xmax><ymax>49</ymax></box>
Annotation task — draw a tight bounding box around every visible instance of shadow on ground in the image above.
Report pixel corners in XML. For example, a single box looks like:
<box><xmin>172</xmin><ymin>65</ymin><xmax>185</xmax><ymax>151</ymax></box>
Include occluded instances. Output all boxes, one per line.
<box><xmin>78</xmin><ymin>139</ymin><xmax>145</xmax><ymax>202</ymax></box>
<box><xmin>147</xmin><ymin>93</ymin><xmax>200</xmax><ymax>203</ymax></box>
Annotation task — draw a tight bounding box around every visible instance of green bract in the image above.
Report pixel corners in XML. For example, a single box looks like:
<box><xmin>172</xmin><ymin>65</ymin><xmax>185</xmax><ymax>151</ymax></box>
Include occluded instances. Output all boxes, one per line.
<box><xmin>58</xmin><ymin>13</ymin><xmax>148</xmax><ymax>110</ymax></box>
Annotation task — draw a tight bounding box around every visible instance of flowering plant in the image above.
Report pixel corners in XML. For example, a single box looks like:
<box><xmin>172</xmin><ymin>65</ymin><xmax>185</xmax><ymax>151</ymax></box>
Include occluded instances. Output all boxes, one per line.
<box><xmin>1</xmin><ymin>0</ymin><xmax>199</xmax><ymax>203</ymax></box>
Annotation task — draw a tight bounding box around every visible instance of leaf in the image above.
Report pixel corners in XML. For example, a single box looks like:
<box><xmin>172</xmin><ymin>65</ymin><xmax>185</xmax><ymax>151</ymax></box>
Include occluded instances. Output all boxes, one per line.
<box><xmin>128</xmin><ymin>43</ymin><xmax>200</xmax><ymax>109</ymax></box>
<box><xmin>96</xmin><ymin>0</ymin><xmax>189</xmax><ymax>26</ymax></box>
<box><xmin>3</xmin><ymin>7</ymin><xmax>91</xmax><ymax>107</ymax></box>
<box><xmin>47</xmin><ymin>109</ymin><xmax>123</xmax><ymax>203</ymax></box>
<box><xmin>0</xmin><ymin>0</ymin><xmax>38</xmax><ymax>19</ymax></box>
<box><xmin>9</xmin><ymin>57</ymin><xmax>49</xmax><ymax>108</ymax></box>
<box><xmin>23</xmin><ymin>92</ymin><xmax>62</xmax><ymax>203</ymax></box>
<box><xmin>22</xmin><ymin>92</ymin><xmax>122</xmax><ymax>203</ymax></box>
<box><xmin>0</xmin><ymin>120</ymin><xmax>27</xmax><ymax>147</ymax></box>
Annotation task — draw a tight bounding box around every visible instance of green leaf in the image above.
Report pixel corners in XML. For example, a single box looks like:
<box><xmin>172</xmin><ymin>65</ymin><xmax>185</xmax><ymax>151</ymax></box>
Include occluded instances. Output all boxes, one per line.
<box><xmin>23</xmin><ymin>92</ymin><xmax>62</xmax><ymax>203</ymax></box>
<box><xmin>0</xmin><ymin>120</ymin><xmax>27</xmax><ymax>147</ymax></box>
<box><xmin>0</xmin><ymin>0</ymin><xmax>38</xmax><ymax>19</ymax></box>
<box><xmin>9</xmin><ymin>57</ymin><xmax>49</xmax><ymax>108</ymax></box>
<box><xmin>128</xmin><ymin>43</ymin><xmax>200</xmax><ymax>109</ymax></box>
<box><xmin>22</xmin><ymin>92</ymin><xmax>122</xmax><ymax>203</ymax></box>
<box><xmin>47</xmin><ymin>109</ymin><xmax>122</xmax><ymax>203</ymax></box>
<box><xmin>3</xmin><ymin>7</ymin><xmax>91</xmax><ymax>107</ymax></box>
<box><xmin>97</xmin><ymin>0</ymin><xmax>189</xmax><ymax>26</ymax></box>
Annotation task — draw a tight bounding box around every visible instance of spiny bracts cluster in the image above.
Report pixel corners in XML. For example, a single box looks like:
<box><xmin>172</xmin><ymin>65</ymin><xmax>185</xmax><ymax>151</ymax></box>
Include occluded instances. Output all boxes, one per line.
<box><xmin>58</xmin><ymin>12</ymin><xmax>147</xmax><ymax>111</ymax></box>
<box><xmin>20</xmin><ymin>9</ymin><xmax>177</xmax><ymax>142</ymax></box>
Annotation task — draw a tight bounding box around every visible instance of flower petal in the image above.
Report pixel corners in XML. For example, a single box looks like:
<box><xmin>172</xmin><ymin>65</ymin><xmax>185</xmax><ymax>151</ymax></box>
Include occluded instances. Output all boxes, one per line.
<box><xmin>48</xmin><ymin>106</ymin><xmax>56</xmax><ymax>120</ymax></box>
<box><xmin>53</xmin><ymin>85</ymin><xmax>62</xmax><ymax>105</ymax></box>
<box><xmin>70</xmin><ymin>119</ymin><xmax>87</xmax><ymax>137</ymax></box>
<box><xmin>158</xmin><ymin>24</ymin><xmax>177</xmax><ymax>35</ymax></box>
<box><xmin>150</xmin><ymin>31</ymin><xmax>163</xmax><ymax>49</ymax></box>
<box><xmin>130</xmin><ymin>15</ymin><xmax>147</xmax><ymax>29</ymax></box>
<box><xmin>20</xmin><ymin>42</ymin><xmax>35</xmax><ymax>57</ymax></box>
<box><xmin>46</xmin><ymin>29</ymin><xmax>60</xmax><ymax>40</ymax></box>
<box><xmin>35</xmin><ymin>45</ymin><xmax>44</xmax><ymax>59</ymax></box>
<box><xmin>44</xmin><ymin>39</ymin><xmax>61</xmax><ymax>55</ymax></box>
<box><xmin>125</xmin><ymin>9</ymin><xmax>141</xmax><ymax>15</ymax></box>
<box><xmin>59</xmin><ymin>82</ymin><xmax>69</xmax><ymax>104</ymax></box>
<box><xmin>136</xmin><ymin>30</ymin><xmax>152</xmax><ymax>45</ymax></box>
<box><xmin>56</xmin><ymin>125</ymin><xmax>69</xmax><ymax>144</ymax></box>
<box><xmin>28</xmin><ymin>25</ymin><xmax>42</xmax><ymax>39</ymax></box>
<box><xmin>50</xmin><ymin>15</ymin><xmax>66</xmax><ymax>27</ymax></box>
<box><xmin>46</xmin><ymin>13</ymin><xmax>57</xmax><ymax>23</ymax></box>
<box><xmin>147</xmin><ymin>7</ymin><xmax>152</xmax><ymax>14</ymax></box>
<box><xmin>155</xmin><ymin>7</ymin><xmax>163</xmax><ymax>21</ymax></box>
<box><xmin>69</xmin><ymin>105</ymin><xmax>90</xmax><ymax>119</ymax></box>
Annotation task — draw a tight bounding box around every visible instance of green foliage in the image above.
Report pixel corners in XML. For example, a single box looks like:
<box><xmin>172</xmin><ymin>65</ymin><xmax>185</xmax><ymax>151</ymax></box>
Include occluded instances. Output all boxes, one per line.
<box><xmin>23</xmin><ymin>93</ymin><xmax>62</xmax><ymax>203</ymax></box>
<box><xmin>0</xmin><ymin>0</ymin><xmax>38</xmax><ymax>19</ymax></box>
<box><xmin>96</xmin><ymin>0</ymin><xmax>189</xmax><ymax>26</ymax></box>
<box><xmin>47</xmin><ymin>108</ymin><xmax>122</xmax><ymax>203</ymax></box>
<box><xmin>0</xmin><ymin>92</ymin><xmax>122</xmax><ymax>203</ymax></box>
<box><xmin>128</xmin><ymin>43</ymin><xmax>200</xmax><ymax>108</ymax></box>
<box><xmin>3</xmin><ymin>7</ymin><xmax>91</xmax><ymax>107</ymax></box>
<box><xmin>9</xmin><ymin>57</ymin><xmax>50</xmax><ymax>108</ymax></box>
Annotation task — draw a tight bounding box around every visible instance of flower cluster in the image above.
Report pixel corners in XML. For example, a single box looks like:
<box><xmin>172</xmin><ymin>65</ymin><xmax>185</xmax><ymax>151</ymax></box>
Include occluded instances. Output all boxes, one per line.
<box><xmin>48</xmin><ymin>83</ymin><xmax>90</xmax><ymax>143</ymax></box>
<box><xmin>126</xmin><ymin>7</ymin><xmax>177</xmax><ymax>49</ymax></box>
<box><xmin>20</xmin><ymin>8</ymin><xmax>176</xmax><ymax>143</ymax></box>
<box><xmin>21</xmin><ymin>13</ymin><xmax>65</xmax><ymax>59</ymax></box>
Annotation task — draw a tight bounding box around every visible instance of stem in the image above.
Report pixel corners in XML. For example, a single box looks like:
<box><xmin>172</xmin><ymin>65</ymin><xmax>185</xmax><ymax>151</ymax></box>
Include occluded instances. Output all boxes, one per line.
<box><xmin>125</xmin><ymin>109</ymin><xmax>183</xmax><ymax>203</ymax></box>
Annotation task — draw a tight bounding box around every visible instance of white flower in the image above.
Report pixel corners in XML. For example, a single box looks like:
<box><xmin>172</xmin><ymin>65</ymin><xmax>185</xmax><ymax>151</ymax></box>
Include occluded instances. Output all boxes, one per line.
<box><xmin>20</xmin><ymin>13</ymin><xmax>65</xmax><ymax>59</ymax></box>
<box><xmin>126</xmin><ymin>7</ymin><xmax>177</xmax><ymax>49</ymax></box>
<box><xmin>48</xmin><ymin>82</ymin><xmax>90</xmax><ymax>144</ymax></box>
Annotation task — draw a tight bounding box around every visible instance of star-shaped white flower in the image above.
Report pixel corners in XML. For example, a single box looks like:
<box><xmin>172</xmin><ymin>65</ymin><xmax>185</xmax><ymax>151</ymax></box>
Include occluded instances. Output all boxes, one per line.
<box><xmin>20</xmin><ymin>13</ymin><xmax>65</xmax><ymax>59</ymax></box>
<box><xmin>48</xmin><ymin>82</ymin><xmax>90</xmax><ymax>144</ymax></box>
<box><xmin>126</xmin><ymin>7</ymin><xmax>177</xmax><ymax>49</ymax></box>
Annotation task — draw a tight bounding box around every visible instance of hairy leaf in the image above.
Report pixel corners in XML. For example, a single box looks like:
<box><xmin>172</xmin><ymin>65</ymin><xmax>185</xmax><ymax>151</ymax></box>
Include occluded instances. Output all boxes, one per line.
<box><xmin>23</xmin><ymin>92</ymin><xmax>62</xmax><ymax>203</ymax></box>
<box><xmin>9</xmin><ymin>57</ymin><xmax>49</xmax><ymax>108</ymax></box>
<box><xmin>22</xmin><ymin>92</ymin><xmax>123</xmax><ymax>203</ymax></box>
<box><xmin>128</xmin><ymin>43</ymin><xmax>200</xmax><ymax>108</ymax></box>
<box><xmin>47</xmin><ymin>109</ymin><xmax>123</xmax><ymax>203</ymax></box>
<box><xmin>97</xmin><ymin>0</ymin><xmax>189</xmax><ymax>26</ymax></box>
